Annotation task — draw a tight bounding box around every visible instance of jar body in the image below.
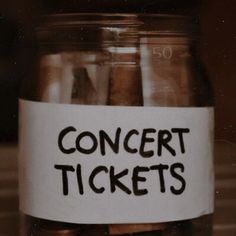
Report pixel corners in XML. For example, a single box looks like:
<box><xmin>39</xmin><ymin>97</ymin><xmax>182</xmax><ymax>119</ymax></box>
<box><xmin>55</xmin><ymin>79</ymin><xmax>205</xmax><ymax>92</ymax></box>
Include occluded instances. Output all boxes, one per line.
<box><xmin>19</xmin><ymin>14</ymin><xmax>214</xmax><ymax>236</ymax></box>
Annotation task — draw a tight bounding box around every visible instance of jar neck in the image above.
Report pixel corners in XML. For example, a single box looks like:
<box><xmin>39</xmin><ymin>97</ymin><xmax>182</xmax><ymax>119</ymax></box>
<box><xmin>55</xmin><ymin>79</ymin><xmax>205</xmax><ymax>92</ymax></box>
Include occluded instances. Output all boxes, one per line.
<box><xmin>36</xmin><ymin>14</ymin><xmax>142</xmax><ymax>52</ymax></box>
<box><xmin>36</xmin><ymin>14</ymin><xmax>199</xmax><ymax>56</ymax></box>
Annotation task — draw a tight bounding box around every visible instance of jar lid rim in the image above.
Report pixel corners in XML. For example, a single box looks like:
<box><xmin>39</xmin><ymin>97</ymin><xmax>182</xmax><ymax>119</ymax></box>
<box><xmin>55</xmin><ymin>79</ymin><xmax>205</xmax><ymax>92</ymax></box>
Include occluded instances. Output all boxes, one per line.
<box><xmin>37</xmin><ymin>13</ymin><xmax>196</xmax><ymax>27</ymax></box>
<box><xmin>37</xmin><ymin>13</ymin><xmax>142</xmax><ymax>28</ymax></box>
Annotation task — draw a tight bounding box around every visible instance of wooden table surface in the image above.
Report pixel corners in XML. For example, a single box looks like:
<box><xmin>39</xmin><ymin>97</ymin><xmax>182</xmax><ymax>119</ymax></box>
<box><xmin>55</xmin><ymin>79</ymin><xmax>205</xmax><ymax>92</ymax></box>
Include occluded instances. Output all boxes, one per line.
<box><xmin>0</xmin><ymin>142</ymin><xmax>235</xmax><ymax>236</ymax></box>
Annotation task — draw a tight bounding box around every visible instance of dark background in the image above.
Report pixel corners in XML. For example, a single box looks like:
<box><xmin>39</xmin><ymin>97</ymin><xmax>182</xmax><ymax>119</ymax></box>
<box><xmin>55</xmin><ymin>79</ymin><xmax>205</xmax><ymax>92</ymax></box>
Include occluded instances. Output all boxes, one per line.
<box><xmin>0</xmin><ymin>0</ymin><xmax>235</xmax><ymax>142</ymax></box>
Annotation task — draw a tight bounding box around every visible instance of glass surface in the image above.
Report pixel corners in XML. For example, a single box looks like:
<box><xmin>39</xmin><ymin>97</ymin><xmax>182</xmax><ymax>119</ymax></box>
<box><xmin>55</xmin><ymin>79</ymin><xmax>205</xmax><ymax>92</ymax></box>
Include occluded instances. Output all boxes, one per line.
<box><xmin>20</xmin><ymin>14</ymin><xmax>213</xmax><ymax>236</ymax></box>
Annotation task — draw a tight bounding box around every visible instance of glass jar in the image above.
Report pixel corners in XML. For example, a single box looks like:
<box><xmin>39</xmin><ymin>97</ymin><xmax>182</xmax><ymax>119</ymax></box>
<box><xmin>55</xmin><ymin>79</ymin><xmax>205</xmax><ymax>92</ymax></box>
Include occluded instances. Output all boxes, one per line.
<box><xmin>19</xmin><ymin>14</ymin><xmax>214</xmax><ymax>236</ymax></box>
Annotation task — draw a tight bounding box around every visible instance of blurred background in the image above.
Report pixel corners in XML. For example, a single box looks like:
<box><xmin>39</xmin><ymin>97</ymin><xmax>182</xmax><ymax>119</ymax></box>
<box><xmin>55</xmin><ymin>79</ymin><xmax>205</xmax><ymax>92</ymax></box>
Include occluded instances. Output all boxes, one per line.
<box><xmin>0</xmin><ymin>0</ymin><xmax>235</xmax><ymax>235</ymax></box>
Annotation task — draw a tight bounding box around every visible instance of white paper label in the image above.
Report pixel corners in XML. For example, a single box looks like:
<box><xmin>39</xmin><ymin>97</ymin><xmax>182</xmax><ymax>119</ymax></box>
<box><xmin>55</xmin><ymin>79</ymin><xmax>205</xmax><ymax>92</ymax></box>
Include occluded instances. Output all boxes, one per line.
<box><xmin>19</xmin><ymin>99</ymin><xmax>214</xmax><ymax>224</ymax></box>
